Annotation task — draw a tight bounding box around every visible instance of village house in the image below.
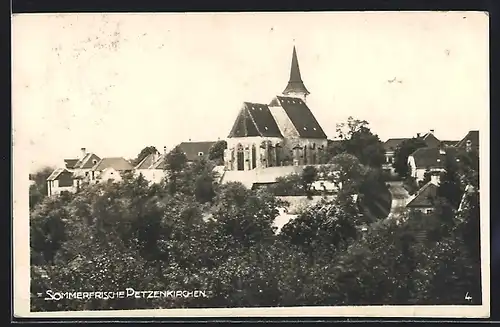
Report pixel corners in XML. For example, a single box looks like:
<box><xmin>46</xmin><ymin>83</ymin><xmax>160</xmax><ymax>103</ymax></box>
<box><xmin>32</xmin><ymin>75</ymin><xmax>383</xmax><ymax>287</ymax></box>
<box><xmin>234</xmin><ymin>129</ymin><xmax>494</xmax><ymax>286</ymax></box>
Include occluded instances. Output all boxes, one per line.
<box><xmin>407</xmin><ymin>146</ymin><xmax>459</xmax><ymax>183</ymax></box>
<box><xmin>134</xmin><ymin>147</ymin><xmax>168</xmax><ymax>184</ymax></box>
<box><xmin>455</xmin><ymin>130</ymin><xmax>479</xmax><ymax>153</ymax></box>
<box><xmin>405</xmin><ymin>177</ymin><xmax>440</xmax><ymax>214</ymax></box>
<box><xmin>91</xmin><ymin>157</ymin><xmax>134</xmax><ymax>183</ymax></box>
<box><xmin>178</xmin><ymin>141</ymin><xmax>217</xmax><ymax>163</ymax></box>
<box><xmin>46</xmin><ymin>168</ymin><xmax>76</xmax><ymax>196</ymax></box>
<box><xmin>382</xmin><ymin>130</ymin><xmax>458</xmax><ymax>175</ymax></box>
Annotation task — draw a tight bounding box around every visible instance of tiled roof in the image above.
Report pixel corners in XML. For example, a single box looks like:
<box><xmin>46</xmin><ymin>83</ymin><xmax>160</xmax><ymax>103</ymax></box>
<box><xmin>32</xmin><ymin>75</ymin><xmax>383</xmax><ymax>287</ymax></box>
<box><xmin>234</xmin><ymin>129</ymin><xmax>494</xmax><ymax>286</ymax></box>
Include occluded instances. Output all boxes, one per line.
<box><xmin>135</xmin><ymin>152</ymin><xmax>160</xmax><ymax>169</ymax></box>
<box><xmin>92</xmin><ymin>157</ymin><xmax>134</xmax><ymax>171</ymax></box>
<box><xmin>275</xmin><ymin>96</ymin><xmax>327</xmax><ymax>139</ymax></box>
<box><xmin>228</xmin><ymin>102</ymin><xmax>283</xmax><ymax>138</ymax></box>
<box><xmin>383</xmin><ymin>138</ymin><xmax>408</xmax><ymax>151</ymax></box>
<box><xmin>150</xmin><ymin>155</ymin><xmax>166</xmax><ymax>169</ymax></box>
<box><xmin>47</xmin><ymin>168</ymin><xmax>70</xmax><ymax>181</ymax></box>
<box><xmin>406</xmin><ymin>181</ymin><xmax>438</xmax><ymax>208</ymax></box>
<box><xmin>410</xmin><ymin>147</ymin><xmax>459</xmax><ymax>169</ymax></box>
<box><xmin>178</xmin><ymin>141</ymin><xmax>217</xmax><ymax>162</ymax></box>
<box><xmin>74</xmin><ymin>153</ymin><xmax>101</xmax><ymax>169</ymax></box>
<box><xmin>64</xmin><ymin>159</ymin><xmax>79</xmax><ymax>169</ymax></box>
<box><xmin>421</xmin><ymin>133</ymin><xmax>441</xmax><ymax>148</ymax></box>
<box><xmin>456</xmin><ymin>130</ymin><xmax>479</xmax><ymax>149</ymax></box>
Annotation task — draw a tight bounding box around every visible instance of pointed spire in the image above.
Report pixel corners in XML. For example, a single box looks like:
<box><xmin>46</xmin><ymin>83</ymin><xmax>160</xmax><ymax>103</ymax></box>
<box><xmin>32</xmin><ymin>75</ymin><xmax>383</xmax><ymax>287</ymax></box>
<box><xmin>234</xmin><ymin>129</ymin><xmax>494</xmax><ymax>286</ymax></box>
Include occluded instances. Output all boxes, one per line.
<box><xmin>282</xmin><ymin>45</ymin><xmax>310</xmax><ymax>99</ymax></box>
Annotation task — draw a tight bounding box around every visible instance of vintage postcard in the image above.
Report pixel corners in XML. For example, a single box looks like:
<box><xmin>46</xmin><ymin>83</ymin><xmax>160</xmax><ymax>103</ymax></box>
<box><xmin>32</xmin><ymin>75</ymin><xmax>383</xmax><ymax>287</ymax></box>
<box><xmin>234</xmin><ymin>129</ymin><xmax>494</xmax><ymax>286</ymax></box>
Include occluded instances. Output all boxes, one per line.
<box><xmin>12</xmin><ymin>11</ymin><xmax>490</xmax><ymax>318</ymax></box>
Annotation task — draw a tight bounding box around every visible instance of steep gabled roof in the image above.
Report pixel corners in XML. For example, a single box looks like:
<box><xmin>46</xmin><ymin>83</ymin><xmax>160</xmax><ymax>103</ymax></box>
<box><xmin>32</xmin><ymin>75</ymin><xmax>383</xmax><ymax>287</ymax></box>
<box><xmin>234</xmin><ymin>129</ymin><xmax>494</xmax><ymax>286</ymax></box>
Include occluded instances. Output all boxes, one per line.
<box><xmin>92</xmin><ymin>157</ymin><xmax>134</xmax><ymax>172</ymax></box>
<box><xmin>228</xmin><ymin>102</ymin><xmax>283</xmax><ymax>138</ymax></box>
<box><xmin>150</xmin><ymin>155</ymin><xmax>166</xmax><ymax>169</ymax></box>
<box><xmin>64</xmin><ymin>159</ymin><xmax>79</xmax><ymax>169</ymax></box>
<box><xmin>74</xmin><ymin>153</ymin><xmax>101</xmax><ymax>169</ymax></box>
<box><xmin>421</xmin><ymin>132</ymin><xmax>441</xmax><ymax>148</ymax></box>
<box><xmin>275</xmin><ymin>96</ymin><xmax>327</xmax><ymax>139</ymax></box>
<box><xmin>178</xmin><ymin>141</ymin><xmax>218</xmax><ymax>162</ymax></box>
<box><xmin>410</xmin><ymin>147</ymin><xmax>459</xmax><ymax>169</ymax></box>
<box><xmin>406</xmin><ymin>181</ymin><xmax>439</xmax><ymax>208</ymax></box>
<box><xmin>456</xmin><ymin>130</ymin><xmax>479</xmax><ymax>149</ymax></box>
<box><xmin>384</xmin><ymin>138</ymin><xmax>408</xmax><ymax>151</ymax></box>
<box><xmin>135</xmin><ymin>152</ymin><xmax>160</xmax><ymax>169</ymax></box>
<box><xmin>47</xmin><ymin>168</ymin><xmax>71</xmax><ymax>181</ymax></box>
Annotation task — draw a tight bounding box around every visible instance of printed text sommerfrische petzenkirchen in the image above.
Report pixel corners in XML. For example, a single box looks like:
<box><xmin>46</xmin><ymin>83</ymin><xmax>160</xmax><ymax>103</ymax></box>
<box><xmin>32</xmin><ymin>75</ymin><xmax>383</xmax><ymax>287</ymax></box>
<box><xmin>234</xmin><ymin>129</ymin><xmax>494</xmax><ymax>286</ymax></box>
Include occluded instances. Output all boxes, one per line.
<box><xmin>42</xmin><ymin>288</ymin><xmax>209</xmax><ymax>301</ymax></box>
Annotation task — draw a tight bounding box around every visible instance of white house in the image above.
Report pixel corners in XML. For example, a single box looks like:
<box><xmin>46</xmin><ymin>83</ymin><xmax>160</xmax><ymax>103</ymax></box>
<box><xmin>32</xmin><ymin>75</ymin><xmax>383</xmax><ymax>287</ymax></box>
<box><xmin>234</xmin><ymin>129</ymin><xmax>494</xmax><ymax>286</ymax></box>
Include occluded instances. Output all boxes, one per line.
<box><xmin>407</xmin><ymin>147</ymin><xmax>459</xmax><ymax>183</ymax></box>
<box><xmin>46</xmin><ymin>168</ymin><xmax>76</xmax><ymax>196</ymax></box>
<box><xmin>91</xmin><ymin>157</ymin><xmax>134</xmax><ymax>183</ymax></box>
<box><xmin>134</xmin><ymin>151</ymin><xmax>168</xmax><ymax>184</ymax></box>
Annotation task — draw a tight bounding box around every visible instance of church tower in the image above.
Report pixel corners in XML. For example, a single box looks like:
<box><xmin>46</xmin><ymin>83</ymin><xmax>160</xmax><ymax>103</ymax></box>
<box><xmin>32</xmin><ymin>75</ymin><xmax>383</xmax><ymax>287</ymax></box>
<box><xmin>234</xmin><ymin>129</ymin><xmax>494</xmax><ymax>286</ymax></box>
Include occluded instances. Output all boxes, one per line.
<box><xmin>282</xmin><ymin>46</ymin><xmax>310</xmax><ymax>102</ymax></box>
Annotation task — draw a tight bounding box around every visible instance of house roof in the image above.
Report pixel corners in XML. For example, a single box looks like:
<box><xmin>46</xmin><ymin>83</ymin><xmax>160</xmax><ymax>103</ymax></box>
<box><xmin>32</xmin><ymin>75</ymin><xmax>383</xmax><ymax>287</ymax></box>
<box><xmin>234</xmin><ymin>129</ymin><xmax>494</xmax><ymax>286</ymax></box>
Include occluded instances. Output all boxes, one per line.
<box><xmin>406</xmin><ymin>181</ymin><xmax>439</xmax><ymax>208</ymax></box>
<box><xmin>177</xmin><ymin>141</ymin><xmax>217</xmax><ymax>162</ymax></box>
<box><xmin>421</xmin><ymin>132</ymin><xmax>441</xmax><ymax>148</ymax></box>
<box><xmin>47</xmin><ymin>168</ymin><xmax>71</xmax><ymax>181</ymax></box>
<box><xmin>410</xmin><ymin>147</ymin><xmax>459</xmax><ymax>169</ymax></box>
<box><xmin>135</xmin><ymin>152</ymin><xmax>160</xmax><ymax>169</ymax></box>
<box><xmin>74</xmin><ymin>153</ymin><xmax>101</xmax><ymax>169</ymax></box>
<box><xmin>150</xmin><ymin>154</ymin><xmax>166</xmax><ymax>169</ymax></box>
<box><xmin>456</xmin><ymin>130</ymin><xmax>479</xmax><ymax>149</ymax></box>
<box><xmin>282</xmin><ymin>46</ymin><xmax>310</xmax><ymax>96</ymax></box>
<box><xmin>228</xmin><ymin>102</ymin><xmax>283</xmax><ymax>138</ymax></box>
<box><xmin>64</xmin><ymin>159</ymin><xmax>79</xmax><ymax>169</ymax></box>
<box><xmin>274</xmin><ymin>96</ymin><xmax>328</xmax><ymax>139</ymax></box>
<box><xmin>92</xmin><ymin>157</ymin><xmax>134</xmax><ymax>171</ymax></box>
<box><xmin>383</xmin><ymin>138</ymin><xmax>408</xmax><ymax>151</ymax></box>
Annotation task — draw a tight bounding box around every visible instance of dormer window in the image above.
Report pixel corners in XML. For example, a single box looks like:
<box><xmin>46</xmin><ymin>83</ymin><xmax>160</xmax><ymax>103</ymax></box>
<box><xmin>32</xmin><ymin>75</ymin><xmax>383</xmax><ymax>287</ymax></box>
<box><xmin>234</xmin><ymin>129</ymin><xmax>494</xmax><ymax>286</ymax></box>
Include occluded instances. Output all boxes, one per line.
<box><xmin>198</xmin><ymin>152</ymin><xmax>204</xmax><ymax>156</ymax></box>
<box><xmin>303</xmin><ymin>127</ymin><xmax>307</xmax><ymax>130</ymax></box>
<box><xmin>313</xmin><ymin>127</ymin><xmax>317</xmax><ymax>131</ymax></box>
<box><xmin>93</xmin><ymin>159</ymin><xmax>98</xmax><ymax>164</ymax></box>
<box><xmin>436</xmin><ymin>159</ymin><xmax>441</xmax><ymax>162</ymax></box>
<box><xmin>439</xmin><ymin>150</ymin><xmax>446</xmax><ymax>155</ymax></box>
<box><xmin>264</xmin><ymin>126</ymin><xmax>268</xmax><ymax>130</ymax></box>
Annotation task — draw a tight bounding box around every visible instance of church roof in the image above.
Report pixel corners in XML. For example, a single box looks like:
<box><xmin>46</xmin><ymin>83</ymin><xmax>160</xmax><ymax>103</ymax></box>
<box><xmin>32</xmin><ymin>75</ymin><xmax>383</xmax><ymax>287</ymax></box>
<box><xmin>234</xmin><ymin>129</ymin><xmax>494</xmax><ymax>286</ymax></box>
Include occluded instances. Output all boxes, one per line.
<box><xmin>228</xmin><ymin>102</ymin><xmax>283</xmax><ymax>138</ymax></box>
<box><xmin>275</xmin><ymin>96</ymin><xmax>327</xmax><ymax>139</ymax></box>
<box><xmin>282</xmin><ymin>46</ymin><xmax>310</xmax><ymax>96</ymax></box>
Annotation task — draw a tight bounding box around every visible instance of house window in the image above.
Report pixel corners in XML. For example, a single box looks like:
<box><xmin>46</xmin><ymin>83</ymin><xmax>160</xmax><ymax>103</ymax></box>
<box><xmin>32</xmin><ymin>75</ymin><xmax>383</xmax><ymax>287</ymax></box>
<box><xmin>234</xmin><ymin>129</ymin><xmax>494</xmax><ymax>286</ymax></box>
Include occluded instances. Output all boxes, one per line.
<box><xmin>85</xmin><ymin>172</ymin><xmax>89</xmax><ymax>176</ymax></box>
<box><xmin>426</xmin><ymin>209</ymin><xmax>433</xmax><ymax>214</ymax></box>
<box><xmin>198</xmin><ymin>152</ymin><xmax>204</xmax><ymax>156</ymax></box>
<box><xmin>93</xmin><ymin>159</ymin><xmax>97</xmax><ymax>164</ymax></box>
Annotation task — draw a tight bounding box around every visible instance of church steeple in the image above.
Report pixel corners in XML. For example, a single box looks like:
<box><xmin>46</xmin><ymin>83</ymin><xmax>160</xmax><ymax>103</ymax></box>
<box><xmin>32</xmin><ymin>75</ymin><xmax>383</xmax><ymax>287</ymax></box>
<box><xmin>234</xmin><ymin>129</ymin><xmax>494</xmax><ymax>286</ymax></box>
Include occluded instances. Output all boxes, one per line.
<box><xmin>282</xmin><ymin>45</ymin><xmax>310</xmax><ymax>101</ymax></box>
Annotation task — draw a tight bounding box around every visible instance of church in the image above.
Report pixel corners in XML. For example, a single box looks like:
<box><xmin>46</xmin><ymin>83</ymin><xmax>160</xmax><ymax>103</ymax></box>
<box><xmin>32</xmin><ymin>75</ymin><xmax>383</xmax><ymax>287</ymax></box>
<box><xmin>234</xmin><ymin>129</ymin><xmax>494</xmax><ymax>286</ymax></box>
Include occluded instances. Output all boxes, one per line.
<box><xmin>223</xmin><ymin>46</ymin><xmax>329</xmax><ymax>171</ymax></box>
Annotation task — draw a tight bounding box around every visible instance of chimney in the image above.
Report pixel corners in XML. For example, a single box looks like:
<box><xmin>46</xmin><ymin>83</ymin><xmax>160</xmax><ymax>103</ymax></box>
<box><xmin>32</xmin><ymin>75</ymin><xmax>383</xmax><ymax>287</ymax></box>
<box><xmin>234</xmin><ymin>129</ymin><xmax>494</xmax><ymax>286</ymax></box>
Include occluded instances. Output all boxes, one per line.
<box><xmin>416</xmin><ymin>133</ymin><xmax>421</xmax><ymax>138</ymax></box>
<box><xmin>80</xmin><ymin>147</ymin><xmax>87</xmax><ymax>159</ymax></box>
<box><xmin>163</xmin><ymin>146</ymin><xmax>167</xmax><ymax>155</ymax></box>
<box><xmin>430</xmin><ymin>129</ymin><xmax>435</xmax><ymax>134</ymax></box>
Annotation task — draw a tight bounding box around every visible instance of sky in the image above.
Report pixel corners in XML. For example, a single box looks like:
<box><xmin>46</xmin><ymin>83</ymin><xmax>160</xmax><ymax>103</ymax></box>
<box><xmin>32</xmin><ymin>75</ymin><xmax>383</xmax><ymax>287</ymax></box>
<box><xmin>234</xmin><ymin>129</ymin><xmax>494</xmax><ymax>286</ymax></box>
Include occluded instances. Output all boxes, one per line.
<box><xmin>12</xmin><ymin>12</ymin><xmax>489</xmax><ymax>173</ymax></box>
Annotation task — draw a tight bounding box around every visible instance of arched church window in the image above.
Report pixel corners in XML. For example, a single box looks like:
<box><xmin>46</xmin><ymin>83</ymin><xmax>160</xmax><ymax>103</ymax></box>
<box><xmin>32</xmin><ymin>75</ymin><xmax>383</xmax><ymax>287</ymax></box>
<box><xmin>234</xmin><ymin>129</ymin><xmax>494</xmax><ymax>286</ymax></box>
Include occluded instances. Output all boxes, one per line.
<box><xmin>252</xmin><ymin>144</ymin><xmax>257</xmax><ymax>169</ymax></box>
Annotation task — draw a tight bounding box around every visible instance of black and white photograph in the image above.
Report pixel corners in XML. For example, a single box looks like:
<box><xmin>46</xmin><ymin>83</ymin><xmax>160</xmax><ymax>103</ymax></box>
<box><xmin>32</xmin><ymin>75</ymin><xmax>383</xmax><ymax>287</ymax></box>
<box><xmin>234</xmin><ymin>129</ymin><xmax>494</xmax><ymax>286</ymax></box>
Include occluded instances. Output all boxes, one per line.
<box><xmin>12</xmin><ymin>11</ymin><xmax>489</xmax><ymax>318</ymax></box>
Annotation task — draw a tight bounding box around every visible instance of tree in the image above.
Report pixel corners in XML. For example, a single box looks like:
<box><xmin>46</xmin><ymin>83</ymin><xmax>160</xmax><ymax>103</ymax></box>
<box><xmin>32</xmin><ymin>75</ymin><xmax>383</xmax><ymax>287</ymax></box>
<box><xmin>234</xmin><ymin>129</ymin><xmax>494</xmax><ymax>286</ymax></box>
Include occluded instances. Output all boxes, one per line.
<box><xmin>335</xmin><ymin>117</ymin><xmax>386</xmax><ymax>168</ymax></box>
<box><xmin>131</xmin><ymin>146</ymin><xmax>158</xmax><ymax>167</ymax></box>
<box><xmin>268</xmin><ymin>173</ymin><xmax>303</xmax><ymax>196</ymax></box>
<box><xmin>29</xmin><ymin>166</ymin><xmax>55</xmax><ymax>210</ymax></box>
<box><xmin>393</xmin><ymin>137</ymin><xmax>427</xmax><ymax>178</ymax></box>
<box><xmin>165</xmin><ymin>146</ymin><xmax>188</xmax><ymax>172</ymax></box>
<box><xmin>437</xmin><ymin>152</ymin><xmax>464</xmax><ymax>210</ymax></box>
<box><xmin>326</xmin><ymin>153</ymin><xmax>366</xmax><ymax>193</ymax></box>
<box><xmin>208</xmin><ymin>140</ymin><xmax>227</xmax><ymax>164</ymax></box>
<box><xmin>301</xmin><ymin>166</ymin><xmax>318</xmax><ymax>198</ymax></box>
